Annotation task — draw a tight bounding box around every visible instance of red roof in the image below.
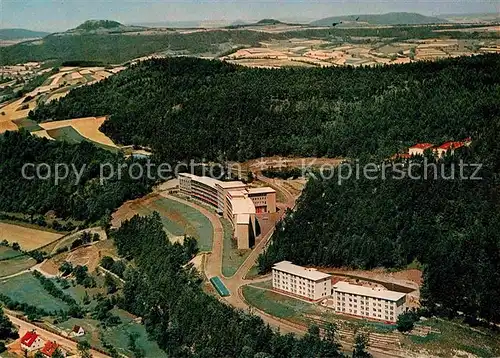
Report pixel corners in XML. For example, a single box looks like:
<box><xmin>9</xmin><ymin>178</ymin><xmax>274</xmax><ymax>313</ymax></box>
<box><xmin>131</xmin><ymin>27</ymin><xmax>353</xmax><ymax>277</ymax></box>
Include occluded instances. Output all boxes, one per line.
<box><xmin>437</xmin><ymin>141</ymin><xmax>464</xmax><ymax>150</ymax></box>
<box><xmin>20</xmin><ymin>331</ymin><xmax>39</xmax><ymax>347</ymax></box>
<box><xmin>41</xmin><ymin>341</ymin><xmax>59</xmax><ymax>357</ymax></box>
<box><xmin>409</xmin><ymin>143</ymin><xmax>434</xmax><ymax>150</ymax></box>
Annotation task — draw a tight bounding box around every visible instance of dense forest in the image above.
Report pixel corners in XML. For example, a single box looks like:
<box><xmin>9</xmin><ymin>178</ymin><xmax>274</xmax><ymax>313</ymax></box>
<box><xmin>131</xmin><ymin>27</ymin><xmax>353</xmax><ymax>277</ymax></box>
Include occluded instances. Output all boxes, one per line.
<box><xmin>0</xmin><ymin>131</ymin><xmax>155</xmax><ymax>222</ymax></box>
<box><xmin>113</xmin><ymin>213</ymin><xmax>346</xmax><ymax>358</ymax></box>
<box><xmin>31</xmin><ymin>55</ymin><xmax>500</xmax><ymax>161</ymax></box>
<box><xmin>259</xmin><ymin>122</ymin><xmax>500</xmax><ymax>324</ymax></box>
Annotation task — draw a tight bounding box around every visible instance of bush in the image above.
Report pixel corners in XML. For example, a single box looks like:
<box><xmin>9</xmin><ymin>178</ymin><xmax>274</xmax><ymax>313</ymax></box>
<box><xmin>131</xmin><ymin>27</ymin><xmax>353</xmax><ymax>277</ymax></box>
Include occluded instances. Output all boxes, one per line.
<box><xmin>397</xmin><ymin>311</ymin><xmax>419</xmax><ymax>333</ymax></box>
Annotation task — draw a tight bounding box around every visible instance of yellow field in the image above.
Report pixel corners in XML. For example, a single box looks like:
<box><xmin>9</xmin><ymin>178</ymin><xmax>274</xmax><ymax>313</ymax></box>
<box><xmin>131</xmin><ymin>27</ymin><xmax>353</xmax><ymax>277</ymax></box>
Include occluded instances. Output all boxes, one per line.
<box><xmin>32</xmin><ymin>130</ymin><xmax>54</xmax><ymax>140</ymax></box>
<box><xmin>0</xmin><ymin>222</ymin><xmax>63</xmax><ymax>251</ymax></box>
<box><xmin>0</xmin><ymin>98</ymin><xmax>37</xmax><ymax>133</ymax></box>
<box><xmin>38</xmin><ymin>116</ymin><xmax>118</xmax><ymax>147</ymax></box>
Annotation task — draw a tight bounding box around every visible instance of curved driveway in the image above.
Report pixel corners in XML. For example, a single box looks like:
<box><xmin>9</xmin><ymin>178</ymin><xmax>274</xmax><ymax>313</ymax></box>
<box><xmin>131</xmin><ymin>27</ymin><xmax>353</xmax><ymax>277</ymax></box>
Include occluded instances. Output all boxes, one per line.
<box><xmin>162</xmin><ymin>175</ymin><xmax>300</xmax><ymax>334</ymax></box>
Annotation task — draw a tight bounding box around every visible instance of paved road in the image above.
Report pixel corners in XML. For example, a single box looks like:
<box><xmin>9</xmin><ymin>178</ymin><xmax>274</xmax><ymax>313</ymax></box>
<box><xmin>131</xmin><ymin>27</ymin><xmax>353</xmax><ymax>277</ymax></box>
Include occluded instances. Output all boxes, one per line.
<box><xmin>163</xmin><ymin>182</ymin><xmax>400</xmax><ymax>357</ymax></box>
<box><xmin>6</xmin><ymin>312</ymin><xmax>110</xmax><ymax>358</ymax></box>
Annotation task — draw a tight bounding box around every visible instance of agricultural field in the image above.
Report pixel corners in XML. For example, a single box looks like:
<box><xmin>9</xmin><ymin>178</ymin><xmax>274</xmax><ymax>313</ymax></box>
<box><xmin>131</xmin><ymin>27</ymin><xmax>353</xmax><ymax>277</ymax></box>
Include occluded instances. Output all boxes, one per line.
<box><xmin>0</xmin><ymin>272</ymin><xmax>69</xmax><ymax>311</ymax></box>
<box><xmin>0</xmin><ymin>222</ymin><xmax>63</xmax><ymax>251</ymax></box>
<box><xmin>112</xmin><ymin>195</ymin><xmax>214</xmax><ymax>251</ymax></box>
<box><xmin>0</xmin><ymin>246</ymin><xmax>23</xmax><ymax>260</ymax></box>
<box><xmin>0</xmin><ymin>97</ymin><xmax>37</xmax><ymax>133</ymax></box>
<box><xmin>223</xmin><ymin>37</ymin><xmax>500</xmax><ymax>68</ymax></box>
<box><xmin>34</xmin><ymin>116</ymin><xmax>119</xmax><ymax>151</ymax></box>
<box><xmin>12</xmin><ymin>117</ymin><xmax>42</xmax><ymax>131</ymax></box>
<box><xmin>0</xmin><ymin>254</ymin><xmax>36</xmax><ymax>277</ymax></box>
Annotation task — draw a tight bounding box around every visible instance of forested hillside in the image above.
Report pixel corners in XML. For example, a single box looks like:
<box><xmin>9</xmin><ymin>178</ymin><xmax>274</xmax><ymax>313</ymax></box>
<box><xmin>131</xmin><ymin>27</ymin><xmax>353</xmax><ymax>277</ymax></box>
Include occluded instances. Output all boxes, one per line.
<box><xmin>114</xmin><ymin>213</ymin><xmax>344</xmax><ymax>357</ymax></box>
<box><xmin>0</xmin><ymin>131</ymin><xmax>154</xmax><ymax>223</ymax></box>
<box><xmin>0</xmin><ymin>30</ymin><xmax>284</xmax><ymax>65</ymax></box>
<box><xmin>31</xmin><ymin>55</ymin><xmax>500</xmax><ymax>161</ymax></box>
<box><xmin>258</xmin><ymin>123</ymin><xmax>500</xmax><ymax>324</ymax></box>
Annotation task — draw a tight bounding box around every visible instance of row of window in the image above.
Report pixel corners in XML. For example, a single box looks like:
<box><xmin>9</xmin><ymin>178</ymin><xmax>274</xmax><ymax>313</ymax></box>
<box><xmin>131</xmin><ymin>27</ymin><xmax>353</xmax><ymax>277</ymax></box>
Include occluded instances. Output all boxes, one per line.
<box><xmin>336</xmin><ymin>307</ymin><xmax>395</xmax><ymax>321</ymax></box>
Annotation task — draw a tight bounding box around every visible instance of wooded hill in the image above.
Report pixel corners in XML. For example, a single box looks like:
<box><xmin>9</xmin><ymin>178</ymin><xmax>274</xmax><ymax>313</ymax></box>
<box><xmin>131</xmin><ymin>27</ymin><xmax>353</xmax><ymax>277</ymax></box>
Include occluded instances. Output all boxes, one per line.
<box><xmin>258</xmin><ymin>124</ymin><xmax>500</xmax><ymax>324</ymax></box>
<box><xmin>0</xmin><ymin>131</ymin><xmax>155</xmax><ymax>223</ymax></box>
<box><xmin>31</xmin><ymin>55</ymin><xmax>500</xmax><ymax>162</ymax></box>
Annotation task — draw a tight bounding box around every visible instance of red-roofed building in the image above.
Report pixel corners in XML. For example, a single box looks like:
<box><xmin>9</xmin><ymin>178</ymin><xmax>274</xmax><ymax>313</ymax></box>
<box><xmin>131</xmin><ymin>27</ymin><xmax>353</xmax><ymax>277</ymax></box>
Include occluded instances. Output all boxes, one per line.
<box><xmin>409</xmin><ymin>143</ymin><xmax>434</xmax><ymax>156</ymax></box>
<box><xmin>435</xmin><ymin>141</ymin><xmax>465</xmax><ymax>157</ymax></box>
<box><xmin>20</xmin><ymin>331</ymin><xmax>44</xmax><ymax>351</ymax></box>
<box><xmin>40</xmin><ymin>341</ymin><xmax>60</xmax><ymax>357</ymax></box>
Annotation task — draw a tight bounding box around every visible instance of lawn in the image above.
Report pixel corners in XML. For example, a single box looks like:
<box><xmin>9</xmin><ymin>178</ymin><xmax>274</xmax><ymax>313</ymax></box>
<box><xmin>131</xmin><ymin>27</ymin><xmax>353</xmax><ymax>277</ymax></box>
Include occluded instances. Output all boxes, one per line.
<box><xmin>249</xmin><ymin>279</ymin><xmax>273</xmax><ymax>290</ymax></box>
<box><xmin>0</xmin><ymin>255</ymin><xmax>36</xmax><ymax>277</ymax></box>
<box><xmin>242</xmin><ymin>285</ymin><xmax>316</xmax><ymax>322</ymax></box>
<box><xmin>0</xmin><ymin>273</ymin><xmax>69</xmax><ymax>312</ymax></box>
<box><xmin>148</xmin><ymin>198</ymin><xmax>213</xmax><ymax>251</ymax></box>
<box><xmin>402</xmin><ymin>318</ymin><xmax>500</xmax><ymax>357</ymax></box>
<box><xmin>0</xmin><ymin>246</ymin><xmax>23</xmax><ymax>260</ymax></box>
<box><xmin>221</xmin><ymin>218</ymin><xmax>251</xmax><ymax>277</ymax></box>
<box><xmin>245</xmin><ymin>264</ymin><xmax>262</xmax><ymax>280</ymax></box>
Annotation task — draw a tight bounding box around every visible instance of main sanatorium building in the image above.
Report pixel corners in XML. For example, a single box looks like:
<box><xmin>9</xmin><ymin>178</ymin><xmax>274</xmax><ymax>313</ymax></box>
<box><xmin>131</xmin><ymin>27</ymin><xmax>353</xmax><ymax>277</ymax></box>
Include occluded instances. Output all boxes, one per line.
<box><xmin>179</xmin><ymin>173</ymin><xmax>276</xmax><ymax>249</ymax></box>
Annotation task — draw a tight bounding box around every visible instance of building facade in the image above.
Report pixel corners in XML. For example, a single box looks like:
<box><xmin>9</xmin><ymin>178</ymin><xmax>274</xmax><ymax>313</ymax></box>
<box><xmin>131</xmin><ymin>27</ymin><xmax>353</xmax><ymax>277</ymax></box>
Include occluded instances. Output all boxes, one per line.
<box><xmin>272</xmin><ymin>261</ymin><xmax>332</xmax><ymax>301</ymax></box>
<box><xmin>247</xmin><ymin>187</ymin><xmax>277</xmax><ymax>214</ymax></box>
<box><xmin>179</xmin><ymin>173</ymin><xmax>276</xmax><ymax>249</ymax></box>
<box><xmin>331</xmin><ymin>281</ymin><xmax>406</xmax><ymax>323</ymax></box>
<box><xmin>20</xmin><ymin>331</ymin><xmax>44</xmax><ymax>352</ymax></box>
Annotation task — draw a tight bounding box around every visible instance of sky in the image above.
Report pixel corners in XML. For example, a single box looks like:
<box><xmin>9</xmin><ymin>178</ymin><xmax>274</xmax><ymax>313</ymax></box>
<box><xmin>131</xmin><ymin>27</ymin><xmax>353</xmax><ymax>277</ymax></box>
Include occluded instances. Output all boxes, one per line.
<box><xmin>2</xmin><ymin>0</ymin><xmax>499</xmax><ymax>32</ymax></box>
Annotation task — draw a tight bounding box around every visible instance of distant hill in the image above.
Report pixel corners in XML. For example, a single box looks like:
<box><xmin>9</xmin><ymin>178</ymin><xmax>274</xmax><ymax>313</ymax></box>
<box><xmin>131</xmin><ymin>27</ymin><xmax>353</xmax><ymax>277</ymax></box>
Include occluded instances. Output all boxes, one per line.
<box><xmin>0</xmin><ymin>28</ymin><xmax>49</xmax><ymax>40</ymax></box>
<box><xmin>230</xmin><ymin>20</ymin><xmax>251</xmax><ymax>26</ymax></box>
<box><xmin>311</xmin><ymin>12</ymin><xmax>448</xmax><ymax>26</ymax></box>
<box><xmin>60</xmin><ymin>20</ymin><xmax>146</xmax><ymax>35</ymax></box>
<box><xmin>256</xmin><ymin>19</ymin><xmax>284</xmax><ymax>25</ymax></box>
<box><xmin>75</xmin><ymin>20</ymin><xmax>123</xmax><ymax>31</ymax></box>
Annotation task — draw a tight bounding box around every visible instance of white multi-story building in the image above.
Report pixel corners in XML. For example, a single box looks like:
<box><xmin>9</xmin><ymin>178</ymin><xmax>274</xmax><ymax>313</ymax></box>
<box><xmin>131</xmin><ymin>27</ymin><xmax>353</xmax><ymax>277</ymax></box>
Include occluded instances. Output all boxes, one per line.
<box><xmin>178</xmin><ymin>173</ymin><xmax>276</xmax><ymax>249</ymax></box>
<box><xmin>331</xmin><ymin>281</ymin><xmax>406</xmax><ymax>323</ymax></box>
<box><xmin>272</xmin><ymin>261</ymin><xmax>332</xmax><ymax>301</ymax></box>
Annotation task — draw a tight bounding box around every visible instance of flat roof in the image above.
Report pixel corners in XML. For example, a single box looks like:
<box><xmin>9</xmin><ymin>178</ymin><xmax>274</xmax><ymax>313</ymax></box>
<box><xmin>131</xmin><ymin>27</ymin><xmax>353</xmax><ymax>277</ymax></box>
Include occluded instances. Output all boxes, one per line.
<box><xmin>248</xmin><ymin>187</ymin><xmax>276</xmax><ymax>195</ymax></box>
<box><xmin>272</xmin><ymin>261</ymin><xmax>331</xmax><ymax>281</ymax></box>
<box><xmin>231</xmin><ymin>196</ymin><xmax>256</xmax><ymax>215</ymax></box>
<box><xmin>217</xmin><ymin>181</ymin><xmax>247</xmax><ymax>189</ymax></box>
<box><xmin>179</xmin><ymin>173</ymin><xmax>219</xmax><ymax>189</ymax></box>
<box><xmin>333</xmin><ymin>281</ymin><xmax>406</xmax><ymax>301</ymax></box>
